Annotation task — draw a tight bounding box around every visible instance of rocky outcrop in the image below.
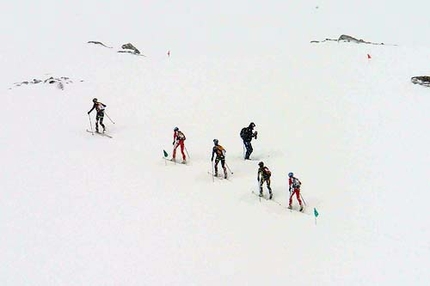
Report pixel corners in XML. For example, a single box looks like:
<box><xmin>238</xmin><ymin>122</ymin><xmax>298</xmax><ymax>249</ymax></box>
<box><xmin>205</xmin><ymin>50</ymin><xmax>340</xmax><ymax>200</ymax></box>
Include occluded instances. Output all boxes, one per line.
<box><xmin>411</xmin><ymin>76</ymin><xmax>430</xmax><ymax>87</ymax></box>
<box><xmin>311</xmin><ymin>34</ymin><xmax>388</xmax><ymax>45</ymax></box>
<box><xmin>87</xmin><ymin>41</ymin><xmax>113</xmax><ymax>48</ymax></box>
<box><xmin>118</xmin><ymin>43</ymin><xmax>145</xmax><ymax>56</ymax></box>
<box><xmin>87</xmin><ymin>41</ymin><xmax>146</xmax><ymax>56</ymax></box>
<box><xmin>11</xmin><ymin>76</ymin><xmax>83</xmax><ymax>90</ymax></box>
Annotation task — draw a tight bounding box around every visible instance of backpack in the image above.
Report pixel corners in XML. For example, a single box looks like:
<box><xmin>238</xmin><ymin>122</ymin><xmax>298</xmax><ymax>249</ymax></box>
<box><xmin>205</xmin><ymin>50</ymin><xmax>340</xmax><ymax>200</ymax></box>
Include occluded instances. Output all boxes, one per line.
<box><xmin>240</xmin><ymin>127</ymin><xmax>247</xmax><ymax>139</ymax></box>
<box><xmin>263</xmin><ymin>167</ymin><xmax>271</xmax><ymax>177</ymax></box>
<box><xmin>214</xmin><ymin>145</ymin><xmax>226</xmax><ymax>158</ymax></box>
<box><xmin>292</xmin><ymin>177</ymin><xmax>301</xmax><ymax>188</ymax></box>
<box><xmin>96</xmin><ymin>102</ymin><xmax>106</xmax><ymax>112</ymax></box>
<box><xmin>177</xmin><ymin>131</ymin><xmax>186</xmax><ymax>140</ymax></box>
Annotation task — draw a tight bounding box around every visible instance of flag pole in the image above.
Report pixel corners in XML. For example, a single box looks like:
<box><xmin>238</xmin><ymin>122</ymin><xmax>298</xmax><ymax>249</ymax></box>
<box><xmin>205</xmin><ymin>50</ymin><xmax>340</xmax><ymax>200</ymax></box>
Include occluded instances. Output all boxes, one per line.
<box><xmin>314</xmin><ymin>208</ymin><xmax>319</xmax><ymax>225</ymax></box>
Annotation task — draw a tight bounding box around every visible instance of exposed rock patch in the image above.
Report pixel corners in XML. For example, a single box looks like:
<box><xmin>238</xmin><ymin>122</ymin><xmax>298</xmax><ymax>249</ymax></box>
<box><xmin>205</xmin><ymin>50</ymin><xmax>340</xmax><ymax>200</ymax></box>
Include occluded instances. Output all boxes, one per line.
<box><xmin>87</xmin><ymin>41</ymin><xmax>113</xmax><ymax>48</ymax></box>
<box><xmin>118</xmin><ymin>43</ymin><xmax>145</xmax><ymax>56</ymax></box>
<box><xmin>11</xmin><ymin>76</ymin><xmax>83</xmax><ymax>90</ymax></box>
<box><xmin>311</xmin><ymin>34</ymin><xmax>389</xmax><ymax>45</ymax></box>
<box><xmin>88</xmin><ymin>41</ymin><xmax>146</xmax><ymax>56</ymax></box>
<box><xmin>411</xmin><ymin>76</ymin><xmax>430</xmax><ymax>87</ymax></box>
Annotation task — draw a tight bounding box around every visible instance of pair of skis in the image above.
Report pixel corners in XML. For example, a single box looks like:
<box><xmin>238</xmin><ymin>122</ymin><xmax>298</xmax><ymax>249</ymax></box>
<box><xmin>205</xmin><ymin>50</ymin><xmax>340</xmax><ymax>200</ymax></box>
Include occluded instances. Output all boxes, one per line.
<box><xmin>208</xmin><ymin>172</ymin><xmax>229</xmax><ymax>181</ymax></box>
<box><xmin>252</xmin><ymin>190</ymin><xmax>276</xmax><ymax>203</ymax></box>
<box><xmin>86</xmin><ymin>130</ymin><xmax>112</xmax><ymax>138</ymax></box>
<box><xmin>252</xmin><ymin>190</ymin><xmax>307</xmax><ymax>213</ymax></box>
<box><xmin>163</xmin><ymin>157</ymin><xmax>187</xmax><ymax>165</ymax></box>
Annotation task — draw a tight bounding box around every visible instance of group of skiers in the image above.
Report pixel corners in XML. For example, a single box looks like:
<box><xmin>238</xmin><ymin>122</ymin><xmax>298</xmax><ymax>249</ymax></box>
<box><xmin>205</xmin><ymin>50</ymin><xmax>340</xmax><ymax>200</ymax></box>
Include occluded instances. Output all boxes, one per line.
<box><xmin>87</xmin><ymin>99</ymin><xmax>304</xmax><ymax>211</ymax></box>
<box><xmin>167</xmin><ymin>121</ymin><xmax>304</xmax><ymax>211</ymax></box>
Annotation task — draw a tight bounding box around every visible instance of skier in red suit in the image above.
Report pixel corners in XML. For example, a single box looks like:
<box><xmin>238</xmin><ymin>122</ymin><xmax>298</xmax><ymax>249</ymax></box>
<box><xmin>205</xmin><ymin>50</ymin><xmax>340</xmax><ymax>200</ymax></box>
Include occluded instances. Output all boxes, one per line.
<box><xmin>288</xmin><ymin>172</ymin><xmax>303</xmax><ymax>211</ymax></box>
<box><xmin>171</xmin><ymin>127</ymin><xmax>186</xmax><ymax>163</ymax></box>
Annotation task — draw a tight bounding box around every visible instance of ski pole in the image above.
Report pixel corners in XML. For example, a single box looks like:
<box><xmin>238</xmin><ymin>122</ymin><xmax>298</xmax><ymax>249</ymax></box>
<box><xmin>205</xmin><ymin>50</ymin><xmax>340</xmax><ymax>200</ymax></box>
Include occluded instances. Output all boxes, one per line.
<box><xmin>225</xmin><ymin>162</ymin><xmax>234</xmax><ymax>174</ymax></box>
<box><xmin>257</xmin><ymin>180</ymin><xmax>262</xmax><ymax>202</ymax></box>
<box><xmin>184</xmin><ymin>146</ymin><xmax>191</xmax><ymax>160</ymax></box>
<box><xmin>300</xmin><ymin>193</ymin><xmax>307</xmax><ymax>206</ymax></box>
<box><xmin>88</xmin><ymin>114</ymin><xmax>94</xmax><ymax>135</ymax></box>
<box><xmin>104</xmin><ymin>112</ymin><xmax>115</xmax><ymax>124</ymax></box>
<box><xmin>211</xmin><ymin>161</ymin><xmax>215</xmax><ymax>182</ymax></box>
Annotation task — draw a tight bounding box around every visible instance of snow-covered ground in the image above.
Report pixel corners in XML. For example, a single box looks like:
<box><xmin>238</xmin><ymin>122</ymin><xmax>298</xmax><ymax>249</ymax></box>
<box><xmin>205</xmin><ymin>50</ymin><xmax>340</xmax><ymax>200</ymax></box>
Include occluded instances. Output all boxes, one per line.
<box><xmin>1</xmin><ymin>1</ymin><xmax>430</xmax><ymax>285</ymax></box>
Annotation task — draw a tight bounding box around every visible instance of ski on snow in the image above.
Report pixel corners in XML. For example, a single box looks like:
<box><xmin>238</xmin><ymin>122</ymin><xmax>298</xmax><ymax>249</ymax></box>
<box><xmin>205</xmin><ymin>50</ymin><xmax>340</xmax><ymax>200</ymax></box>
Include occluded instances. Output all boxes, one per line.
<box><xmin>252</xmin><ymin>190</ymin><xmax>308</xmax><ymax>213</ymax></box>
<box><xmin>207</xmin><ymin>172</ymin><xmax>230</xmax><ymax>181</ymax></box>
<box><xmin>162</xmin><ymin>157</ymin><xmax>188</xmax><ymax>165</ymax></box>
<box><xmin>86</xmin><ymin>130</ymin><xmax>113</xmax><ymax>138</ymax></box>
<box><xmin>251</xmin><ymin>190</ymin><xmax>276</xmax><ymax>203</ymax></box>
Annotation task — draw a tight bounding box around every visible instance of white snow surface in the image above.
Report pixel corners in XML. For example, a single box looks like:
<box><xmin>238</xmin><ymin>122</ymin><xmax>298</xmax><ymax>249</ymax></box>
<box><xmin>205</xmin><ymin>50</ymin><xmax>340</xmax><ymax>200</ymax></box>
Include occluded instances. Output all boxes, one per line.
<box><xmin>1</xmin><ymin>1</ymin><xmax>430</xmax><ymax>285</ymax></box>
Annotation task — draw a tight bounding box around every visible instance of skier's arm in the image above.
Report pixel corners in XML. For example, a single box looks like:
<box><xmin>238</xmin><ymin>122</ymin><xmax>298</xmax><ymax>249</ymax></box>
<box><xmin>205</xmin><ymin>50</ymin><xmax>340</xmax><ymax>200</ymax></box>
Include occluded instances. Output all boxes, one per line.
<box><xmin>87</xmin><ymin>103</ymin><xmax>96</xmax><ymax>114</ymax></box>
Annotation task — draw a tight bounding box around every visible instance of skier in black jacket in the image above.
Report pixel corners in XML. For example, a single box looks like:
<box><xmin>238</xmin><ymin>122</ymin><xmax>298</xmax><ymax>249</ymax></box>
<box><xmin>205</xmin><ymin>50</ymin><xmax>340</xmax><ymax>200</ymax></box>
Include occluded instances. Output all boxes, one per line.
<box><xmin>240</xmin><ymin>122</ymin><xmax>257</xmax><ymax>160</ymax></box>
<box><xmin>88</xmin><ymin>98</ymin><xmax>106</xmax><ymax>133</ymax></box>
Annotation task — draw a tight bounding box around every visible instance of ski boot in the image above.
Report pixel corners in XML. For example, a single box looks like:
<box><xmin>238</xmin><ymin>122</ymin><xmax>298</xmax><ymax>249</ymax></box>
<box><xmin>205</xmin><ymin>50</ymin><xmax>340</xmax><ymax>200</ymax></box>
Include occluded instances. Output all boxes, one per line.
<box><xmin>288</xmin><ymin>205</ymin><xmax>292</xmax><ymax>210</ymax></box>
<box><xmin>299</xmin><ymin>206</ymin><xmax>304</xmax><ymax>212</ymax></box>
<box><xmin>269</xmin><ymin>192</ymin><xmax>273</xmax><ymax>200</ymax></box>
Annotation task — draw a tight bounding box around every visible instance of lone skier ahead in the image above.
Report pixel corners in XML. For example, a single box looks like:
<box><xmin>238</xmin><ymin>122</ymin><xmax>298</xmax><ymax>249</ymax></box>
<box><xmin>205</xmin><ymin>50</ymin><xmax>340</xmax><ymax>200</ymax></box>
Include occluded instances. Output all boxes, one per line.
<box><xmin>240</xmin><ymin>122</ymin><xmax>257</xmax><ymax>160</ymax></box>
<box><xmin>88</xmin><ymin>98</ymin><xmax>106</xmax><ymax>133</ymax></box>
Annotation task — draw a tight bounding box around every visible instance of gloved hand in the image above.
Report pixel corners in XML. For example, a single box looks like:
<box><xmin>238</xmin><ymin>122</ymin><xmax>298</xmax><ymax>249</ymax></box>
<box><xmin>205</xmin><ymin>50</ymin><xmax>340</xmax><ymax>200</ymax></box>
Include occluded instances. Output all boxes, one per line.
<box><xmin>87</xmin><ymin>111</ymin><xmax>90</xmax><ymax>115</ymax></box>
<box><xmin>211</xmin><ymin>157</ymin><xmax>214</xmax><ymax>162</ymax></box>
<box><xmin>257</xmin><ymin>177</ymin><xmax>260</xmax><ymax>182</ymax></box>
<box><xmin>254</xmin><ymin>131</ymin><xmax>258</xmax><ymax>139</ymax></box>
<box><xmin>172</xmin><ymin>141</ymin><xmax>175</xmax><ymax>145</ymax></box>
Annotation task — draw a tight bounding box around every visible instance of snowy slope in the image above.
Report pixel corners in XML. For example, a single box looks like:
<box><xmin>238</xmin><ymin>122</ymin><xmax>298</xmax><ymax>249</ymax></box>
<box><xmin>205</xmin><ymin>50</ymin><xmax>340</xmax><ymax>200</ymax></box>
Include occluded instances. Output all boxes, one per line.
<box><xmin>2</xmin><ymin>1</ymin><xmax>430</xmax><ymax>285</ymax></box>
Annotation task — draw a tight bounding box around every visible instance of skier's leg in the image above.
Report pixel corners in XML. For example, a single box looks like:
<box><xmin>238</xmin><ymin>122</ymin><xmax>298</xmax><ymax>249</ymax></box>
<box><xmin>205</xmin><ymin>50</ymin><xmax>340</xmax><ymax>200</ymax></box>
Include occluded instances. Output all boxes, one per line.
<box><xmin>214</xmin><ymin>159</ymin><xmax>219</xmax><ymax>176</ymax></box>
<box><xmin>296</xmin><ymin>190</ymin><xmax>302</xmax><ymax>205</ymax></box>
<box><xmin>95</xmin><ymin>114</ymin><xmax>100</xmax><ymax>132</ymax></box>
<box><xmin>244</xmin><ymin>141</ymin><xmax>251</xmax><ymax>159</ymax></box>
<box><xmin>267</xmin><ymin>178</ymin><xmax>272</xmax><ymax>199</ymax></box>
<box><xmin>296</xmin><ymin>190</ymin><xmax>303</xmax><ymax>211</ymax></box>
<box><xmin>172</xmin><ymin>144</ymin><xmax>178</xmax><ymax>160</ymax></box>
<box><xmin>288</xmin><ymin>190</ymin><xmax>295</xmax><ymax>208</ymax></box>
<box><xmin>259</xmin><ymin>178</ymin><xmax>264</xmax><ymax>195</ymax></box>
<box><xmin>221</xmin><ymin>159</ymin><xmax>227</xmax><ymax>178</ymax></box>
<box><xmin>248</xmin><ymin>142</ymin><xmax>253</xmax><ymax>158</ymax></box>
<box><xmin>99</xmin><ymin>116</ymin><xmax>106</xmax><ymax>131</ymax></box>
<box><xmin>180</xmin><ymin>141</ymin><xmax>186</xmax><ymax>161</ymax></box>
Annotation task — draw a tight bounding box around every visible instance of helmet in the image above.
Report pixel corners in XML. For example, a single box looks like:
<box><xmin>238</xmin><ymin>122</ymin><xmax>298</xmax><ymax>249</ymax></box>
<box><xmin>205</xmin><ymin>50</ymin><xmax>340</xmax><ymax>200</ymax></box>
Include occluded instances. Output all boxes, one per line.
<box><xmin>174</xmin><ymin>127</ymin><xmax>179</xmax><ymax>131</ymax></box>
<box><xmin>92</xmin><ymin>98</ymin><xmax>98</xmax><ymax>102</ymax></box>
<box><xmin>213</xmin><ymin>139</ymin><xmax>219</xmax><ymax>145</ymax></box>
<box><xmin>288</xmin><ymin>172</ymin><xmax>294</xmax><ymax>177</ymax></box>
<box><xmin>258</xmin><ymin>161</ymin><xmax>264</xmax><ymax>167</ymax></box>
<box><xmin>249</xmin><ymin>122</ymin><xmax>255</xmax><ymax>128</ymax></box>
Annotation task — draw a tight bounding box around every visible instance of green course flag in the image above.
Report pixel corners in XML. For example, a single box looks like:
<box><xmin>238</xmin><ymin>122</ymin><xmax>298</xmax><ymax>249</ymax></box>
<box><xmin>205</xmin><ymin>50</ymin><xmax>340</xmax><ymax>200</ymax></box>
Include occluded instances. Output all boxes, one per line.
<box><xmin>314</xmin><ymin>208</ymin><xmax>319</xmax><ymax>218</ymax></box>
<box><xmin>163</xmin><ymin>150</ymin><xmax>168</xmax><ymax>158</ymax></box>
